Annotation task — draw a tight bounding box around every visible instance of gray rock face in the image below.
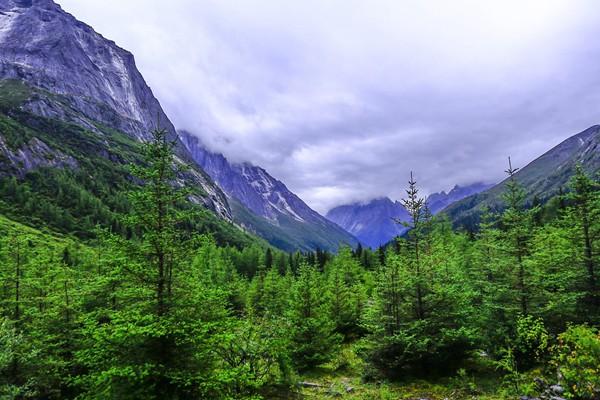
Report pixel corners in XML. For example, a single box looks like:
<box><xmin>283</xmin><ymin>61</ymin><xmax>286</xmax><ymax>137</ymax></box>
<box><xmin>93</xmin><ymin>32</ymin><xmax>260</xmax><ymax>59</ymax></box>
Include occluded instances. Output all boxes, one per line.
<box><xmin>0</xmin><ymin>0</ymin><xmax>232</xmax><ymax>220</ymax></box>
<box><xmin>0</xmin><ymin>0</ymin><xmax>172</xmax><ymax>140</ymax></box>
<box><xmin>0</xmin><ymin>135</ymin><xmax>77</xmax><ymax>176</ymax></box>
<box><xmin>180</xmin><ymin>131</ymin><xmax>359</xmax><ymax>251</ymax></box>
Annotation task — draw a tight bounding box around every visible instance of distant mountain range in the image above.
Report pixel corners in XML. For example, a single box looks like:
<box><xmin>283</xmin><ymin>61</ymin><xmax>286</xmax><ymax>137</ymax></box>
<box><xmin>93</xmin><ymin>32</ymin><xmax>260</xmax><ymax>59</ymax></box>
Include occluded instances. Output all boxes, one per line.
<box><xmin>444</xmin><ymin>125</ymin><xmax>600</xmax><ymax>229</ymax></box>
<box><xmin>326</xmin><ymin>183</ymin><xmax>492</xmax><ymax>248</ymax></box>
<box><xmin>180</xmin><ymin>131</ymin><xmax>359</xmax><ymax>252</ymax></box>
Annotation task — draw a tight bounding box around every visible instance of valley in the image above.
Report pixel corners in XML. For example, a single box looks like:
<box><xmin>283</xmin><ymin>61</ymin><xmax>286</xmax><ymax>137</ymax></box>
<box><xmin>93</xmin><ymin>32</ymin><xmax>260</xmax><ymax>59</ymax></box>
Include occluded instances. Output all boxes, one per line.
<box><xmin>0</xmin><ymin>1</ymin><xmax>599</xmax><ymax>399</ymax></box>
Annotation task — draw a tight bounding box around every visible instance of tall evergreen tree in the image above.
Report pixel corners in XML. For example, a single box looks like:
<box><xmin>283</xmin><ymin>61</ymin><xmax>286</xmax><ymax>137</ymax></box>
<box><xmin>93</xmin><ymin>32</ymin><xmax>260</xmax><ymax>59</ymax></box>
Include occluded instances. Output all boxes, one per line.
<box><xmin>74</xmin><ymin>129</ymin><xmax>231</xmax><ymax>399</ymax></box>
<box><xmin>288</xmin><ymin>263</ymin><xmax>340</xmax><ymax>370</ymax></box>
<box><xmin>501</xmin><ymin>157</ymin><xmax>535</xmax><ymax>316</ymax></box>
<box><xmin>566</xmin><ymin>165</ymin><xmax>599</xmax><ymax>317</ymax></box>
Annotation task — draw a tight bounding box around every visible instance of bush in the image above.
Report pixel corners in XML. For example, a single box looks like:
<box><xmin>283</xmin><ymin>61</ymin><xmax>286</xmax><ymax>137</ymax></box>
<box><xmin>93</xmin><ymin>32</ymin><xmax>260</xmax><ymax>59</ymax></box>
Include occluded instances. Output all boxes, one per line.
<box><xmin>513</xmin><ymin>314</ymin><xmax>550</xmax><ymax>369</ymax></box>
<box><xmin>552</xmin><ymin>325</ymin><xmax>600</xmax><ymax>399</ymax></box>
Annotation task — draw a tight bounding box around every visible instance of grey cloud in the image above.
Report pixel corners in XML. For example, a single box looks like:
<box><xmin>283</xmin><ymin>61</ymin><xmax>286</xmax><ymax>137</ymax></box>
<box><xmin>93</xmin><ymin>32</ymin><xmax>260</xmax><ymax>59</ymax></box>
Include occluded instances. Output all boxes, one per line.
<box><xmin>58</xmin><ymin>0</ymin><xmax>600</xmax><ymax>213</ymax></box>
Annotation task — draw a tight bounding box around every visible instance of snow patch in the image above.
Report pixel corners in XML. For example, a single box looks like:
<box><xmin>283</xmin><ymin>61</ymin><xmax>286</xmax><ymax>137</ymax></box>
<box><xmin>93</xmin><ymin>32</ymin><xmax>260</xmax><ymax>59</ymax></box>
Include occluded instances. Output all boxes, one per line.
<box><xmin>0</xmin><ymin>9</ymin><xmax>18</xmax><ymax>44</ymax></box>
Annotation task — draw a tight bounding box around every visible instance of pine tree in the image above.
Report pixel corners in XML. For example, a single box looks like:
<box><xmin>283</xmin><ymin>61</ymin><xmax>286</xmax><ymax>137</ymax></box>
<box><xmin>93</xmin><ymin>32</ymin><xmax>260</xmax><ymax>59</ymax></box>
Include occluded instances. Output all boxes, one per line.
<box><xmin>288</xmin><ymin>263</ymin><xmax>340</xmax><ymax>370</ymax></box>
<box><xmin>400</xmin><ymin>171</ymin><xmax>426</xmax><ymax>320</ymax></box>
<box><xmin>325</xmin><ymin>247</ymin><xmax>367</xmax><ymax>336</ymax></box>
<box><xmin>74</xmin><ymin>129</ymin><xmax>231</xmax><ymax>399</ymax></box>
<box><xmin>365</xmin><ymin>173</ymin><xmax>475</xmax><ymax>377</ymax></box>
<box><xmin>501</xmin><ymin>157</ymin><xmax>535</xmax><ymax>316</ymax></box>
<box><xmin>566</xmin><ymin>165</ymin><xmax>599</xmax><ymax>316</ymax></box>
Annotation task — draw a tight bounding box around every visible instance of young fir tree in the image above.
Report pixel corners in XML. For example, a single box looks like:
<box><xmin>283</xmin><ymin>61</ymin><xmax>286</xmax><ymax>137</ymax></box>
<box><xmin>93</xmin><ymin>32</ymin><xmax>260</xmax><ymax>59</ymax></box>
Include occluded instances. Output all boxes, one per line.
<box><xmin>500</xmin><ymin>157</ymin><xmax>535</xmax><ymax>316</ymax></box>
<box><xmin>365</xmin><ymin>173</ymin><xmax>475</xmax><ymax>377</ymax></box>
<box><xmin>324</xmin><ymin>246</ymin><xmax>368</xmax><ymax>337</ymax></box>
<box><xmin>566</xmin><ymin>165</ymin><xmax>599</xmax><ymax>318</ymax></box>
<box><xmin>468</xmin><ymin>207</ymin><xmax>516</xmax><ymax>349</ymax></box>
<box><xmin>74</xmin><ymin>129</ymin><xmax>230</xmax><ymax>399</ymax></box>
<box><xmin>288</xmin><ymin>263</ymin><xmax>340</xmax><ymax>371</ymax></box>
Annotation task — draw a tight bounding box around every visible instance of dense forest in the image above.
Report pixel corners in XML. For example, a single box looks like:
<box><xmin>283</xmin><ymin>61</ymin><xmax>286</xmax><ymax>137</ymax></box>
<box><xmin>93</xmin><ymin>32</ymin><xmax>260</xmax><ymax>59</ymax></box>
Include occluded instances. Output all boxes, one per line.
<box><xmin>1</xmin><ymin>129</ymin><xmax>599</xmax><ymax>400</ymax></box>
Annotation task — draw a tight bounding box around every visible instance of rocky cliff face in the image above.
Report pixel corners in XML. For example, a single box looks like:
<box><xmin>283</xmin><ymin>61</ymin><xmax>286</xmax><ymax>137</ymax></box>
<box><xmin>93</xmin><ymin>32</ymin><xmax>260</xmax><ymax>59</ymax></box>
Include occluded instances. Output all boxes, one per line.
<box><xmin>0</xmin><ymin>0</ymin><xmax>172</xmax><ymax>140</ymax></box>
<box><xmin>180</xmin><ymin>131</ymin><xmax>359</xmax><ymax>251</ymax></box>
<box><xmin>0</xmin><ymin>0</ymin><xmax>231</xmax><ymax>219</ymax></box>
<box><xmin>0</xmin><ymin>135</ymin><xmax>77</xmax><ymax>176</ymax></box>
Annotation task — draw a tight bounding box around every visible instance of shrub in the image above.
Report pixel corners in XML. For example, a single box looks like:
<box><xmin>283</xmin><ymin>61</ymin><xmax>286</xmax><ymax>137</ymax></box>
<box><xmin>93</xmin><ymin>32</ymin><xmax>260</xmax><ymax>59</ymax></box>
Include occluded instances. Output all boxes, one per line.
<box><xmin>552</xmin><ymin>325</ymin><xmax>600</xmax><ymax>399</ymax></box>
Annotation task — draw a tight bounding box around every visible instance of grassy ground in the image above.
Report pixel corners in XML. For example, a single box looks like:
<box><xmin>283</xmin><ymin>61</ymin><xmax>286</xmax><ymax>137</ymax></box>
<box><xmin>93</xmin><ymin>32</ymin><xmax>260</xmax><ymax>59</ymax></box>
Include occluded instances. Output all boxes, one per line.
<box><xmin>283</xmin><ymin>344</ymin><xmax>514</xmax><ymax>400</ymax></box>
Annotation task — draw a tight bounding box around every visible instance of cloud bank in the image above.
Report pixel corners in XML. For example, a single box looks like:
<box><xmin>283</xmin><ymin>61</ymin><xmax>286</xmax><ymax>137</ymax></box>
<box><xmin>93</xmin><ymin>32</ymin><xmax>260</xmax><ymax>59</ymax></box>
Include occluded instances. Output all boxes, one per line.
<box><xmin>59</xmin><ymin>0</ymin><xmax>600</xmax><ymax>213</ymax></box>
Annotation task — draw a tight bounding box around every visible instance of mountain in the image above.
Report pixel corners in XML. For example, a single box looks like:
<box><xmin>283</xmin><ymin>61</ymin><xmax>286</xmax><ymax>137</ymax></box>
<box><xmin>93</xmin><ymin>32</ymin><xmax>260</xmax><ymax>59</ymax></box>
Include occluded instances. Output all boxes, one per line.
<box><xmin>0</xmin><ymin>0</ymin><xmax>266</xmax><ymax>246</ymax></box>
<box><xmin>326</xmin><ymin>183</ymin><xmax>492</xmax><ymax>248</ymax></box>
<box><xmin>427</xmin><ymin>182</ymin><xmax>494</xmax><ymax>213</ymax></box>
<box><xmin>444</xmin><ymin>125</ymin><xmax>600</xmax><ymax>229</ymax></box>
<box><xmin>0</xmin><ymin>0</ymin><xmax>170</xmax><ymax>141</ymax></box>
<box><xmin>180</xmin><ymin>131</ymin><xmax>359</xmax><ymax>252</ymax></box>
<box><xmin>326</xmin><ymin>197</ymin><xmax>409</xmax><ymax>249</ymax></box>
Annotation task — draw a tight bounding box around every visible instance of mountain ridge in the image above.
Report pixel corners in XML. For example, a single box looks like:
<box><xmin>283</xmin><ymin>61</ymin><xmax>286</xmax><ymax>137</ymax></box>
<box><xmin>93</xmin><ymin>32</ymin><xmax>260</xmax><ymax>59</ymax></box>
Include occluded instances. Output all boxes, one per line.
<box><xmin>443</xmin><ymin>124</ymin><xmax>600</xmax><ymax>229</ymax></box>
<box><xmin>180</xmin><ymin>130</ymin><xmax>359</xmax><ymax>252</ymax></box>
<box><xmin>0</xmin><ymin>0</ymin><xmax>235</xmax><ymax>219</ymax></box>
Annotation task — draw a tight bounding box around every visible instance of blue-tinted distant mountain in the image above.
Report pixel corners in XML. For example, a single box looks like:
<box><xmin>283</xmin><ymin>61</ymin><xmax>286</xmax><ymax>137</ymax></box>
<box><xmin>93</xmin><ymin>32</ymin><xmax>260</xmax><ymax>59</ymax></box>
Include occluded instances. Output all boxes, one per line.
<box><xmin>326</xmin><ymin>197</ymin><xmax>409</xmax><ymax>249</ymax></box>
<box><xmin>326</xmin><ymin>183</ymin><xmax>492</xmax><ymax>248</ymax></box>
<box><xmin>427</xmin><ymin>182</ymin><xmax>494</xmax><ymax>214</ymax></box>
<box><xmin>180</xmin><ymin>131</ymin><xmax>359</xmax><ymax>252</ymax></box>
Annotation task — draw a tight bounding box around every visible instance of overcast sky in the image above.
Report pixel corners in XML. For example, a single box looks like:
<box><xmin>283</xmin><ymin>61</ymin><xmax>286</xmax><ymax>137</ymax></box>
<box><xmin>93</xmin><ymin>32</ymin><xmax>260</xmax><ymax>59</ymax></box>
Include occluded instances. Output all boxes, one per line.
<box><xmin>58</xmin><ymin>0</ymin><xmax>600</xmax><ymax>213</ymax></box>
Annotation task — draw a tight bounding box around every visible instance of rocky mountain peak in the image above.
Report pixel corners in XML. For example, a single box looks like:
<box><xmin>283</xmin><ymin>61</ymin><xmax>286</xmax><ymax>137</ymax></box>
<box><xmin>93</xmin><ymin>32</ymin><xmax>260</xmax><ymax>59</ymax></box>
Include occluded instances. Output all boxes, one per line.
<box><xmin>0</xmin><ymin>0</ymin><xmax>174</xmax><ymax>141</ymax></box>
<box><xmin>0</xmin><ymin>0</ymin><xmax>232</xmax><ymax>220</ymax></box>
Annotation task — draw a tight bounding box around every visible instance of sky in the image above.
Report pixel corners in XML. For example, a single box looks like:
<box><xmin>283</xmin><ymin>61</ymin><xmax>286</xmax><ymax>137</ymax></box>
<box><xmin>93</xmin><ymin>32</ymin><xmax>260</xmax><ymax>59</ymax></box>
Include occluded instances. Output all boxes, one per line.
<box><xmin>58</xmin><ymin>0</ymin><xmax>600</xmax><ymax>213</ymax></box>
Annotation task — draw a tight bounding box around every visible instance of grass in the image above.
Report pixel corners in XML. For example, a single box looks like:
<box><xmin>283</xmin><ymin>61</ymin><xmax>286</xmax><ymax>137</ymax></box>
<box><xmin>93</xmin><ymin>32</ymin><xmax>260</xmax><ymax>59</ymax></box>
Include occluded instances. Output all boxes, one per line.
<box><xmin>286</xmin><ymin>343</ymin><xmax>512</xmax><ymax>400</ymax></box>
<box><xmin>0</xmin><ymin>79</ymin><xmax>31</xmax><ymax>108</ymax></box>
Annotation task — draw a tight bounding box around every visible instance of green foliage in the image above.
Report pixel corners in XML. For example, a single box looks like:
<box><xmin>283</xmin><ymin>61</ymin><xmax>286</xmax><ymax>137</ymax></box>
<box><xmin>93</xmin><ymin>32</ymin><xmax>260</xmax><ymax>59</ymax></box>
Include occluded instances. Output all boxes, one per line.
<box><xmin>513</xmin><ymin>315</ymin><xmax>550</xmax><ymax>367</ymax></box>
<box><xmin>324</xmin><ymin>246</ymin><xmax>368</xmax><ymax>337</ymax></box>
<box><xmin>552</xmin><ymin>325</ymin><xmax>600</xmax><ymax>399</ymax></box>
<box><xmin>288</xmin><ymin>264</ymin><xmax>341</xmax><ymax>371</ymax></box>
<box><xmin>364</xmin><ymin>175</ymin><xmax>476</xmax><ymax>377</ymax></box>
<box><xmin>1</xmin><ymin>90</ymin><xmax>600</xmax><ymax>398</ymax></box>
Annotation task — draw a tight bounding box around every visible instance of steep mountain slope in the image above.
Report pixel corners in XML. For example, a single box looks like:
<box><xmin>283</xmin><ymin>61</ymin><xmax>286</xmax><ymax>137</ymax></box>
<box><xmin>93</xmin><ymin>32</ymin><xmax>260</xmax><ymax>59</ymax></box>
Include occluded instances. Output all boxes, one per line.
<box><xmin>444</xmin><ymin>125</ymin><xmax>600</xmax><ymax>229</ymax></box>
<box><xmin>0</xmin><ymin>0</ymin><xmax>276</xmax><ymax>248</ymax></box>
<box><xmin>0</xmin><ymin>0</ymin><xmax>231</xmax><ymax>218</ymax></box>
<box><xmin>180</xmin><ymin>131</ymin><xmax>359</xmax><ymax>252</ymax></box>
<box><xmin>0</xmin><ymin>0</ymin><xmax>169</xmax><ymax>141</ymax></box>
<box><xmin>326</xmin><ymin>183</ymin><xmax>492</xmax><ymax>248</ymax></box>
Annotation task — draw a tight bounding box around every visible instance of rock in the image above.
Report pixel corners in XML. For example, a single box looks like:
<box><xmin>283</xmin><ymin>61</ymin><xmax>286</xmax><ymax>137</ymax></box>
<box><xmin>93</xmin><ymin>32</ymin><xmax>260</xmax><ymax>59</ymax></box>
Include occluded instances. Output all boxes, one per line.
<box><xmin>297</xmin><ymin>381</ymin><xmax>323</xmax><ymax>388</ymax></box>
<box><xmin>549</xmin><ymin>385</ymin><xmax>564</xmax><ymax>395</ymax></box>
<box><xmin>534</xmin><ymin>378</ymin><xmax>547</xmax><ymax>390</ymax></box>
<box><xmin>0</xmin><ymin>0</ymin><xmax>234</xmax><ymax>221</ymax></box>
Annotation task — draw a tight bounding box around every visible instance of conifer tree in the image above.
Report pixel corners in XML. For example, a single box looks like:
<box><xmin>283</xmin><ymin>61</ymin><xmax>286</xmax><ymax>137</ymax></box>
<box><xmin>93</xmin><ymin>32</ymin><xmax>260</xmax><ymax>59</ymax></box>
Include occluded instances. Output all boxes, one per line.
<box><xmin>365</xmin><ymin>173</ymin><xmax>475</xmax><ymax>377</ymax></box>
<box><xmin>501</xmin><ymin>157</ymin><xmax>535</xmax><ymax>316</ymax></box>
<box><xmin>75</xmin><ymin>129</ymin><xmax>231</xmax><ymax>399</ymax></box>
<box><xmin>288</xmin><ymin>263</ymin><xmax>340</xmax><ymax>370</ymax></box>
<box><xmin>566</xmin><ymin>165</ymin><xmax>599</xmax><ymax>316</ymax></box>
